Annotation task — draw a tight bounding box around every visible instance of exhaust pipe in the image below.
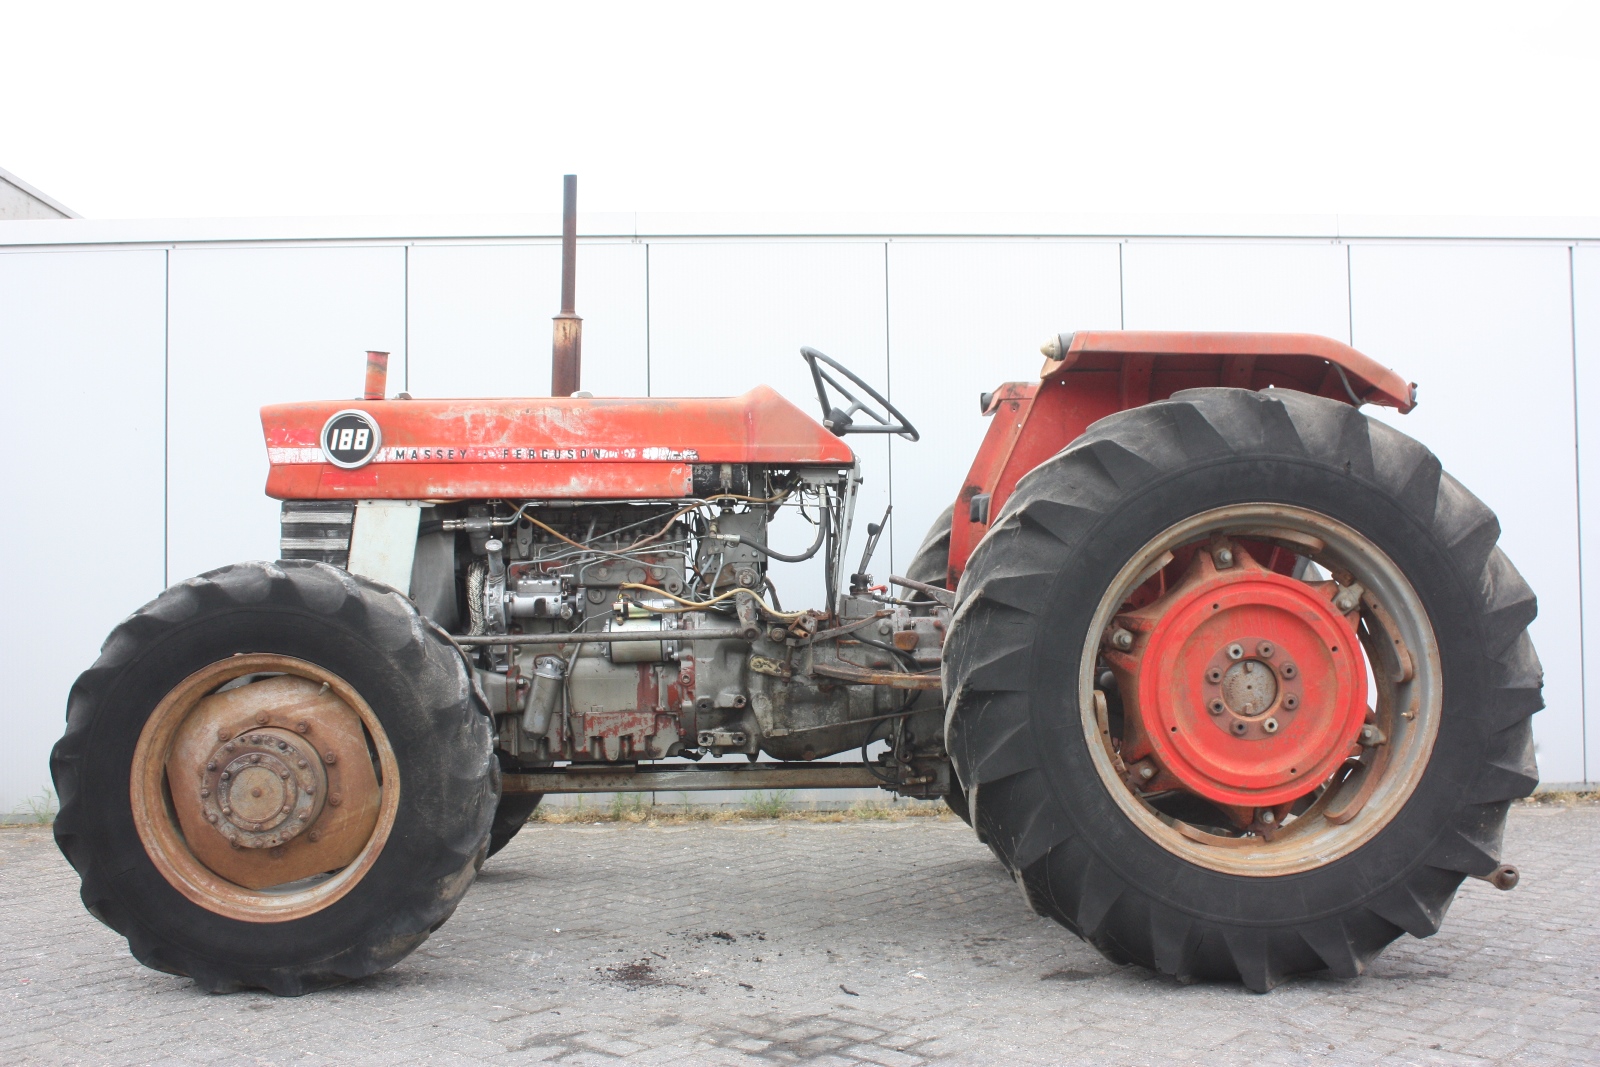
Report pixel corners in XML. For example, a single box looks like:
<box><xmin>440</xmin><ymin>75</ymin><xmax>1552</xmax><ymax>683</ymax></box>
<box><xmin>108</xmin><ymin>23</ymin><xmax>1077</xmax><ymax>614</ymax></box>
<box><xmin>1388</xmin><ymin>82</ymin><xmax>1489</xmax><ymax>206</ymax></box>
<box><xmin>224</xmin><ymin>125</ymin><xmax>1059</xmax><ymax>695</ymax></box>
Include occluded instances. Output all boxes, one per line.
<box><xmin>551</xmin><ymin>174</ymin><xmax>582</xmax><ymax>397</ymax></box>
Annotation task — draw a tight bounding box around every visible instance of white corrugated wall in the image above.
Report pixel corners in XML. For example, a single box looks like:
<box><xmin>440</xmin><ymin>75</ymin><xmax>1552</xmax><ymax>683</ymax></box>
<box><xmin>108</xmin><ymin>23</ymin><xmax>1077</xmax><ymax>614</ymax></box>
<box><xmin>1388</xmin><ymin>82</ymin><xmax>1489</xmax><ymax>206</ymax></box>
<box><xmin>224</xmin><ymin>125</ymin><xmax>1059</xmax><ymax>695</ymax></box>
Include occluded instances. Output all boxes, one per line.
<box><xmin>2</xmin><ymin>217</ymin><xmax>1596</xmax><ymax>814</ymax></box>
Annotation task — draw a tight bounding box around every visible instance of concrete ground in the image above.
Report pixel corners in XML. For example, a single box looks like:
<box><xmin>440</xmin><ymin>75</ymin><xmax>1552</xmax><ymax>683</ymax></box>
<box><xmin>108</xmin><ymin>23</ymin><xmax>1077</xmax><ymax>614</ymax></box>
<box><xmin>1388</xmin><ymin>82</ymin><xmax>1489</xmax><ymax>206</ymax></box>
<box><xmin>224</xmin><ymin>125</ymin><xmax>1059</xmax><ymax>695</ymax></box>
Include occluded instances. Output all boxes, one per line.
<box><xmin>2</xmin><ymin>802</ymin><xmax>1597</xmax><ymax>1066</ymax></box>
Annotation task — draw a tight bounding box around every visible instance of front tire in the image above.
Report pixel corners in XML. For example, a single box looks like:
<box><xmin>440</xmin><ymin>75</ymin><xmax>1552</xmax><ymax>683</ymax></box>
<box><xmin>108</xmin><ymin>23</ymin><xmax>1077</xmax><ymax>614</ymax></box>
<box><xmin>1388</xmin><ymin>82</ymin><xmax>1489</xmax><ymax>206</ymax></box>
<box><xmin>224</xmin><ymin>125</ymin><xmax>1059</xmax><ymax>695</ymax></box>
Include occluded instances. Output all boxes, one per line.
<box><xmin>944</xmin><ymin>388</ymin><xmax>1541</xmax><ymax>990</ymax></box>
<box><xmin>52</xmin><ymin>560</ymin><xmax>498</xmax><ymax>995</ymax></box>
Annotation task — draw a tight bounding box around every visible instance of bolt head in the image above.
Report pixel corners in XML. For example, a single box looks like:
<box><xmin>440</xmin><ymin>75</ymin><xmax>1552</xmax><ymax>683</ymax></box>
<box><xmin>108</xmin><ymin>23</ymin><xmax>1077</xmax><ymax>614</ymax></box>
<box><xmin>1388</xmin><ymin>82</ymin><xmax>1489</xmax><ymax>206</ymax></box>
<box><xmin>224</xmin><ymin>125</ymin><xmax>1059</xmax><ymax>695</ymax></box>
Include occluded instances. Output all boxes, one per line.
<box><xmin>217</xmin><ymin>728</ymin><xmax>230</xmax><ymax>741</ymax></box>
<box><xmin>1215</xmin><ymin>547</ymin><xmax>1234</xmax><ymax>567</ymax></box>
<box><xmin>1259</xmin><ymin>809</ymin><xmax>1276</xmax><ymax>825</ymax></box>
<box><xmin>329</xmin><ymin>793</ymin><xmax>342</xmax><ymax>807</ymax></box>
<box><xmin>308</xmin><ymin>829</ymin><xmax>322</xmax><ymax>843</ymax></box>
<box><xmin>324</xmin><ymin>751</ymin><xmax>338</xmax><ymax>765</ymax></box>
<box><xmin>255</xmin><ymin>713</ymin><xmax>268</xmax><ymax>724</ymax></box>
<box><xmin>1111</xmin><ymin>629</ymin><xmax>1133</xmax><ymax>651</ymax></box>
<box><xmin>199</xmin><ymin>788</ymin><xmax>210</xmax><ymax>798</ymax></box>
<box><xmin>1138</xmin><ymin>765</ymin><xmax>1155</xmax><ymax>780</ymax></box>
<box><xmin>295</xmin><ymin>721</ymin><xmax>310</xmax><ymax>734</ymax></box>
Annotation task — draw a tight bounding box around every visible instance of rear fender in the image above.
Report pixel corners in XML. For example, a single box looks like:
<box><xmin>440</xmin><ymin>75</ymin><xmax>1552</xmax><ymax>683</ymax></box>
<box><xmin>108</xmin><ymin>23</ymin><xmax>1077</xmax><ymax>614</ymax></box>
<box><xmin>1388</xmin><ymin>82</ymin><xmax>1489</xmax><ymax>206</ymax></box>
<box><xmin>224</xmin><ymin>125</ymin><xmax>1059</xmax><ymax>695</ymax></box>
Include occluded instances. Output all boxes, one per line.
<box><xmin>944</xmin><ymin>331</ymin><xmax>1416</xmax><ymax>587</ymax></box>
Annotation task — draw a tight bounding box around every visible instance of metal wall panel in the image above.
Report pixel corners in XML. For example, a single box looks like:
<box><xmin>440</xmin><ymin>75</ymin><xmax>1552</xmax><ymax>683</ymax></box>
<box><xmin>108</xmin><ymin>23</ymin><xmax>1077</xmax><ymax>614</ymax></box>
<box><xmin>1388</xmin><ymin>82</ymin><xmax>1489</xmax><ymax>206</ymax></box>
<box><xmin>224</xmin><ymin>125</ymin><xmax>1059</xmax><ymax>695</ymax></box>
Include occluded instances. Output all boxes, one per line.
<box><xmin>1352</xmin><ymin>243</ymin><xmax>1582</xmax><ymax>784</ymax></box>
<box><xmin>884</xmin><ymin>241</ymin><xmax>1123</xmax><ymax>573</ymax></box>
<box><xmin>646</xmin><ymin>241</ymin><xmax>890</xmax><ymax>608</ymax></box>
<box><xmin>166</xmin><ymin>246</ymin><xmax>405</xmax><ymax>580</ymax></box>
<box><xmin>406</xmin><ymin>241</ymin><xmax>648</xmax><ymax>400</ymax></box>
<box><xmin>1573</xmin><ymin>245</ymin><xmax>1600</xmax><ymax>782</ymax></box>
<box><xmin>0</xmin><ymin>250</ymin><xmax>166</xmax><ymax>814</ymax></box>
<box><xmin>1121</xmin><ymin>241</ymin><xmax>1352</xmax><ymax>336</ymax></box>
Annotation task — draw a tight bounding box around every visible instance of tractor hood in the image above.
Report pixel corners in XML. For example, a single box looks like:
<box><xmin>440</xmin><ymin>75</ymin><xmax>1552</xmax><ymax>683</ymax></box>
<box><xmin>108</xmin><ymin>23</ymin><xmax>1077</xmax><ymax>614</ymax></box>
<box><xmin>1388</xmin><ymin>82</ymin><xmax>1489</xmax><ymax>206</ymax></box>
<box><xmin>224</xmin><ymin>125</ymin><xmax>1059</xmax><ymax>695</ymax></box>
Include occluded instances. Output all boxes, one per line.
<box><xmin>261</xmin><ymin>386</ymin><xmax>855</xmax><ymax>500</ymax></box>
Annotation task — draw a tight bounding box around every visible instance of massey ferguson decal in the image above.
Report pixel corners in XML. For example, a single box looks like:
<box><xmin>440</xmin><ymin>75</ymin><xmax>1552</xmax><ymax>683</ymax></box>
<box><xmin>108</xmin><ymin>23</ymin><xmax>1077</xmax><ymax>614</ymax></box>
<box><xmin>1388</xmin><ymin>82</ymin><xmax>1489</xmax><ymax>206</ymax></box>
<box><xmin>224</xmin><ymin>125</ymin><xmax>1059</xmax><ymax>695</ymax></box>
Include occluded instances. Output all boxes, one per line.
<box><xmin>269</xmin><ymin>440</ymin><xmax>700</xmax><ymax>465</ymax></box>
<box><xmin>319</xmin><ymin>410</ymin><xmax>382</xmax><ymax>469</ymax></box>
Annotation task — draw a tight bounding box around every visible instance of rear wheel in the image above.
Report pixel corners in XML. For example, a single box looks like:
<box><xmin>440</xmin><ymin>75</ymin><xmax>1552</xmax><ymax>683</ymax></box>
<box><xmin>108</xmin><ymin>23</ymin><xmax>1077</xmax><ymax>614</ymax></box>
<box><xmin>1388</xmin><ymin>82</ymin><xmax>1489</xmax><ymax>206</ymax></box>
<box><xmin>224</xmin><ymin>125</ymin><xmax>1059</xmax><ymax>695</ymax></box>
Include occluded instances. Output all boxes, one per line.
<box><xmin>945</xmin><ymin>388</ymin><xmax>1541</xmax><ymax>989</ymax></box>
<box><xmin>52</xmin><ymin>560</ymin><xmax>498</xmax><ymax>995</ymax></box>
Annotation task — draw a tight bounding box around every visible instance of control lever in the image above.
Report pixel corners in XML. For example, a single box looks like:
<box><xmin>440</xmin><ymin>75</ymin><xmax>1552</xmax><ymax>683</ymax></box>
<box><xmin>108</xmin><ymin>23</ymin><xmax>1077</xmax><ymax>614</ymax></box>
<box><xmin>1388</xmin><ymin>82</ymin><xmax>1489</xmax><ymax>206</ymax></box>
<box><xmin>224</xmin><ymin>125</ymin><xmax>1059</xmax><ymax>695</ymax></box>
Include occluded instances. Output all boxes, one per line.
<box><xmin>851</xmin><ymin>505</ymin><xmax>892</xmax><ymax>594</ymax></box>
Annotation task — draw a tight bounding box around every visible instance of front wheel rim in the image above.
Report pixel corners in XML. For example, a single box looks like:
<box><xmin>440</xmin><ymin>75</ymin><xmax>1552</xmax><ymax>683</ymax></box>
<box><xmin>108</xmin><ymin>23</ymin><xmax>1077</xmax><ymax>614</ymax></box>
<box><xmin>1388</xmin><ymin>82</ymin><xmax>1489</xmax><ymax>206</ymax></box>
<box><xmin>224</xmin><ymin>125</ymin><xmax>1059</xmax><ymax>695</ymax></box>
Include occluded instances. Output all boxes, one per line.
<box><xmin>1079</xmin><ymin>503</ymin><xmax>1441</xmax><ymax>877</ymax></box>
<box><xmin>130</xmin><ymin>653</ymin><xmax>400</xmax><ymax>922</ymax></box>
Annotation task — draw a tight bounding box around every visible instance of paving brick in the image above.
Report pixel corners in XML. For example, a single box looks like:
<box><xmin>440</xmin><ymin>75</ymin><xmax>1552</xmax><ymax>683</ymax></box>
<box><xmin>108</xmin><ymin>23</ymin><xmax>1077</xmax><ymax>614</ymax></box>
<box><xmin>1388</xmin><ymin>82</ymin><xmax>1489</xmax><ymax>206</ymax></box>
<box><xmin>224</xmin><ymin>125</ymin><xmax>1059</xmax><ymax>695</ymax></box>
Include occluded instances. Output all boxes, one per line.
<box><xmin>3</xmin><ymin>806</ymin><xmax>1599</xmax><ymax>1064</ymax></box>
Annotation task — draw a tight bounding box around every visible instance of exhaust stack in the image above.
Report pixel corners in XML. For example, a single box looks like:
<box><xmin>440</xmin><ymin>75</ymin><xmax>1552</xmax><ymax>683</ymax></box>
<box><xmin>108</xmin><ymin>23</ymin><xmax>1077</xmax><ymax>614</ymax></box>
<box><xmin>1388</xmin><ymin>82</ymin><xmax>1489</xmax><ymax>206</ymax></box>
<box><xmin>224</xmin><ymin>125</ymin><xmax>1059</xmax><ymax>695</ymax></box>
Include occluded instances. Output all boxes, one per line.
<box><xmin>551</xmin><ymin>174</ymin><xmax>582</xmax><ymax>397</ymax></box>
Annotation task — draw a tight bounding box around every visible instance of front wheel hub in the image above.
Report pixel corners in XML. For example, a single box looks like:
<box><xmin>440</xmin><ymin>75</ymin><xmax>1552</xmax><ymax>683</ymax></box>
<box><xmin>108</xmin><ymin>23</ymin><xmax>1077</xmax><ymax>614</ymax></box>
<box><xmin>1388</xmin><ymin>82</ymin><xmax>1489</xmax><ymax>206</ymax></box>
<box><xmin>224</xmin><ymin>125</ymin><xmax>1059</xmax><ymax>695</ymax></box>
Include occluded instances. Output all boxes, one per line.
<box><xmin>1105</xmin><ymin>544</ymin><xmax>1367</xmax><ymax>807</ymax></box>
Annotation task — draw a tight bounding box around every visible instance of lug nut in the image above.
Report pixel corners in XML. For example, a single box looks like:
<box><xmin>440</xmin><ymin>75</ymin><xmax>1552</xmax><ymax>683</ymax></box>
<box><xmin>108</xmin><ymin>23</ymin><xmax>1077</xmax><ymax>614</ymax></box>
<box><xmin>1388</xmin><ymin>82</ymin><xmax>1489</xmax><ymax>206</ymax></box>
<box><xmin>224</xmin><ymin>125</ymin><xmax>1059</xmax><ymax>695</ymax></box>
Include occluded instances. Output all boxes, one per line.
<box><xmin>1262</xmin><ymin>718</ymin><xmax>1279</xmax><ymax>734</ymax></box>
<box><xmin>1231</xmin><ymin>721</ymin><xmax>1248</xmax><ymax>736</ymax></box>
<box><xmin>1257</xmin><ymin>641</ymin><xmax>1274</xmax><ymax>657</ymax></box>
<box><xmin>1227</xmin><ymin>643</ymin><xmax>1244</xmax><ymax>660</ymax></box>
<box><xmin>199</xmin><ymin>788</ymin><xmax>210</xmax><ymax>798</ymax></box>
<box><xmin>217</xmin><ymin>728</ymin><xmax>231</xmax><ymax>741</ymax></box>
<box><xmin>1111</xmin><ymin>629</ymin><xmax>1134</xmax><ymax>651</ymax></box>
<box><xmin>1259</xmin><ymin>809</ymin><xmax>1276</xmax><ymax>825</ymax></box>
<box><xmin>1281</xmin><ymin>662</ymin><xmax>1297</xmax><ymax>678</ymax></box>
<box><xmin>308</xmin><ymin>829</ymin><xmax>322</xmax><ymax>843</ymax></box>
<box><xmin>1283</xmin><ymin>694</ymin><xmax>1299</xmax><ymax>710</ymax></box>
<box><xmin>1205</xmin><ymin>667</ymin><xmax>1223</xmax><ymax>684</ymax></box>
<box><xmin>324</xmin><ymin>751</ymin><xmax>338</xmax><ymax>765</ymax></box>
<box><xmin>329</xmin><ymin>793</ymin><xmax>342</xmax><ymax>807</ymax></box>
<box><xmin>205</xmin><ymin>760</ymin><xmax>217</xmax><ymax>772</ymax></box>
<box><xmin>1214</xmin><ymin>547</ymin><xmax>1234</xmax><ymax>568</ymax></box>
<box><xmin>1139</xmin><ymin>765</ymin><xmax>1155</xmax><ymax>780</ymax></box>
<box><xmin>1208</xmin><ymin>699</ymin><xmax>1225</xmax><ymax>716</ymax></box>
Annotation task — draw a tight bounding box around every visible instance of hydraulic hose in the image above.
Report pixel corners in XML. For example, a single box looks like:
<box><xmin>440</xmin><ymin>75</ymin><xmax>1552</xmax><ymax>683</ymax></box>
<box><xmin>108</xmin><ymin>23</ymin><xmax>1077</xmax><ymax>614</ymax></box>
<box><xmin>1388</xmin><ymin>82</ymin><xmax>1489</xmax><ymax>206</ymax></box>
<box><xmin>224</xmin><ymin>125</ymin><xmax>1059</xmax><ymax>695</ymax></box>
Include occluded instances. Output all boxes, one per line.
<box><xmin>733</xmin><ymin>517</ymin><xmax>828</xmax><ymax>563</ymax></box>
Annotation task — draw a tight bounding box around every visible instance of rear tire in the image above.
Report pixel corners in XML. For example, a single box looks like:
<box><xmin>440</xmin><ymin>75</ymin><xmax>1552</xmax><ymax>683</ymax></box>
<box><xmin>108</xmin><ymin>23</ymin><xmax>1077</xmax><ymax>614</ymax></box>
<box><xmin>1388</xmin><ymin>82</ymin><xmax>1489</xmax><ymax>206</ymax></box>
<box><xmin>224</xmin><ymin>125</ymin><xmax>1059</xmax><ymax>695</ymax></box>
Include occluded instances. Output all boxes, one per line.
<box><xmin>944</xmin><ymin>388</ymin><xmax>1541</xmax><ymax>990</ymax></box>
<box><xmin>52</xmin><ymin>560</ymin><xmax>498</xmax><ymax>995</ymax></box>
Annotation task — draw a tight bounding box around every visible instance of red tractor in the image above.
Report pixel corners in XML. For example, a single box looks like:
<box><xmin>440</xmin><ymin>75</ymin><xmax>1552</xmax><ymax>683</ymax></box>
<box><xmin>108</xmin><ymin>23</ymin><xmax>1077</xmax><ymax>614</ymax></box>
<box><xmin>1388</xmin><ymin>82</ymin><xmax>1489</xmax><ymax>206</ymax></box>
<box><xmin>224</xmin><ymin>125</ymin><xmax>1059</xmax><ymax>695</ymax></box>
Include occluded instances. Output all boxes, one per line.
<box><xmin>52</xmin><ymin>183</ymin><xmax>1539</xmax><ymax>995</ymax></box>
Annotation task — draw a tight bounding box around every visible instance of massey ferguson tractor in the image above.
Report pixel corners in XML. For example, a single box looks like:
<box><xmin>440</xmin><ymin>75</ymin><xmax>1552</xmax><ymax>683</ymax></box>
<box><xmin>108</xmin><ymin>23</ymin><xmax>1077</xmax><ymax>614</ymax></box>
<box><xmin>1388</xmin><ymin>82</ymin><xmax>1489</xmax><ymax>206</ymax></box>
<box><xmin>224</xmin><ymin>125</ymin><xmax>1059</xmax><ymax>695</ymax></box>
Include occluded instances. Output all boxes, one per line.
<box><xmin>53</xmin><ymin>180</ymin><xmax>1540</xmax><ymax>995</ymax></box>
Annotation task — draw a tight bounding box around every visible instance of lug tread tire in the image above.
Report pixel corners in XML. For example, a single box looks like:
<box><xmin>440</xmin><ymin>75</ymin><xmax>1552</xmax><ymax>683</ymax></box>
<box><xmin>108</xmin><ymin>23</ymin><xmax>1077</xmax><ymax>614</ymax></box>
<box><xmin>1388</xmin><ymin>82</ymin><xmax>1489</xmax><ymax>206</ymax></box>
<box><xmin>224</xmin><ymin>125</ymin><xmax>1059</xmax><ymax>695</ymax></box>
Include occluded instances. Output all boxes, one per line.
<box><xmin>943</xmin><ymin>387</ymin><xmax>1542</xmax><ymax>990</ymax></box>
<box><xmin>52</xmin><ymin>560</ymin><xmax>498</xmax><ymax>995</ymax></box>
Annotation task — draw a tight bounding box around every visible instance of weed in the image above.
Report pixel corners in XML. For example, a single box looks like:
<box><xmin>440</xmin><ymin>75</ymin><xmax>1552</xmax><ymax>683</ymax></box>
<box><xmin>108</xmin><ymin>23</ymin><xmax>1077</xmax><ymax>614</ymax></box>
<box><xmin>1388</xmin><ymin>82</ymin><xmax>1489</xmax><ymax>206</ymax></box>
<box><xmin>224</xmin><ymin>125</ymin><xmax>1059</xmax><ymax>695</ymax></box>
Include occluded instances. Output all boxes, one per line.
<box><xmin>744</xmin><ymin>790</ymin><xmax>792</xmax><ymax>819</ymax></box>
<box><xmin>23</xmin><ymin>787</ymin><xmax>56</xmax><ymax>826</ymax></box>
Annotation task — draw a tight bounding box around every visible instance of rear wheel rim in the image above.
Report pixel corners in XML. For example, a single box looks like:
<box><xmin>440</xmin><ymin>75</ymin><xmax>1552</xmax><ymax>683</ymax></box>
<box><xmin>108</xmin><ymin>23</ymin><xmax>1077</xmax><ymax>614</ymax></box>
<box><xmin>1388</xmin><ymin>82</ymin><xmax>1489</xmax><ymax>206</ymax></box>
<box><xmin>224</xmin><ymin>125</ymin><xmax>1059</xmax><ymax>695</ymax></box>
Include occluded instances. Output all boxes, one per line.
<box><xmin>1078</xmin><ymin>503</ymin><xmax>1441</xmax><ymax>877</ymax></box>
<box><xmin>130</xmin><ymin>653</ymin><xmax>400</xmax><ymax>921</ymax></box>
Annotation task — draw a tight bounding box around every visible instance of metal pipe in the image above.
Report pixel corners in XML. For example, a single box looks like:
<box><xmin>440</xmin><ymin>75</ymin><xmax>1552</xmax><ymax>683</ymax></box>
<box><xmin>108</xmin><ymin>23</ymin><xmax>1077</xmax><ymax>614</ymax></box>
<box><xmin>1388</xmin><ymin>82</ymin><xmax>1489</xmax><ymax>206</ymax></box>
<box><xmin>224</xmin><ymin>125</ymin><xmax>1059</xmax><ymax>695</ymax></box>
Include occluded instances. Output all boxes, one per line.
<box><xmin>502</xmin><ymin>762</ymin><xmax>884</xmax><ymax>794</ymax></box>
<box><xmin>551</xmin><ymin>174</ymin><xmax>582</xmax><ymax>397</ymax></box>
<box><xmin>451</xmin><ymin>627</ymin><xmax>749</xmax><ymax>646</ymax></box>
<box><xmin>363</xmin><ymin>350</ymin><xmax>389</xmax><ymax>400</ymax></box>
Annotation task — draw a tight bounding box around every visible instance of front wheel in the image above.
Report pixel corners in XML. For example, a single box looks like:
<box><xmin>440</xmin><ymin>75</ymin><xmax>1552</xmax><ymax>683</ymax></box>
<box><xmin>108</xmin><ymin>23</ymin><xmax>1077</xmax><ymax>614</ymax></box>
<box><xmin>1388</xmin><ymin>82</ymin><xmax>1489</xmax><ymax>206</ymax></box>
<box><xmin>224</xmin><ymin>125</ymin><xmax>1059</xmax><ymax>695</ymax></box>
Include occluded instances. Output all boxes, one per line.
<box><xmin>944</xmin><ymin>388</ymin><xmax>1541</xmax><ymax>990</ymax></box>
<box><xmin>51</xmin><ymin>560</ymin><xmax>498</xmax><ymax>995</ymax></box>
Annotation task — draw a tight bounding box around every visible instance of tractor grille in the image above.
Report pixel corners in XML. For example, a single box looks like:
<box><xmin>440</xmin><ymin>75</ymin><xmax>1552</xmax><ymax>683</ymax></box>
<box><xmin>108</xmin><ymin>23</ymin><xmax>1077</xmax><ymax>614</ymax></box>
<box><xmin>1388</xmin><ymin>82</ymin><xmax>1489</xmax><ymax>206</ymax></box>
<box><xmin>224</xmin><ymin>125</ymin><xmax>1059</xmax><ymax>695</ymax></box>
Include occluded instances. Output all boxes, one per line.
<box><xmin>279</xmin><ymin>501</ymin><xmax>355</xmax><ymax>567</ymax></box>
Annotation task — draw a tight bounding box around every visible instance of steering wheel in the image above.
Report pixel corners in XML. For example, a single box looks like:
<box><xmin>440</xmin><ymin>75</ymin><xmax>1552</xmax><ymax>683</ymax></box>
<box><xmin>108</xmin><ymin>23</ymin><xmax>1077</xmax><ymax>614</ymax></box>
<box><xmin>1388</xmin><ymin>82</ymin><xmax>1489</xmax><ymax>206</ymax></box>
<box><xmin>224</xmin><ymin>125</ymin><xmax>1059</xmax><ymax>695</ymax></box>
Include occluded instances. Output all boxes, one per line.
<box><xmin>800</xmin><ymin>347</ymin><xmax>920</xmax><ymax>442</ymax></box>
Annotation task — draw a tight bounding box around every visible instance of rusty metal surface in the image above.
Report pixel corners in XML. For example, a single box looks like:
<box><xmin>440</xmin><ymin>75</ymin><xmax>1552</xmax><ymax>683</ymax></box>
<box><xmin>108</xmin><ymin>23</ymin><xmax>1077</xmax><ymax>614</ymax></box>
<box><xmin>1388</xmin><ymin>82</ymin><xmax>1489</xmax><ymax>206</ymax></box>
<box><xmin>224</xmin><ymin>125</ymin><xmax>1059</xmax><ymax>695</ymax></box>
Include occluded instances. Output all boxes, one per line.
<box><xmin>501</xmin><ymin>762</ymin><xmax>887</xmax><ymax>794</ymax></box>
<box><xmin>808</xmin><ymin>661</ymin><xmax>942</xmax><ymax>690</ymax></box>
<box><xmin>362</xmin><ymin>350</ymin><xmax>389</xmax><ymax>401</ymax></box>
<box><xmin>130</xmin><ymin>654</ymin><xmax>399</xmax><ymax>922</ymax></box>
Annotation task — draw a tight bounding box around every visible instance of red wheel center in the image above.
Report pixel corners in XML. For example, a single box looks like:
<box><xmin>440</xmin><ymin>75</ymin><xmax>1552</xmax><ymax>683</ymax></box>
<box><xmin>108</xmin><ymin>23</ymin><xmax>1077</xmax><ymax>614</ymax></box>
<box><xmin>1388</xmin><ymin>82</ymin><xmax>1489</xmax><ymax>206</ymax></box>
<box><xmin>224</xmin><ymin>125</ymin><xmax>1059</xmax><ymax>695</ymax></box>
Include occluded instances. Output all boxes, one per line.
<box><xmin>1108</xmin><ymin>547</ymin><xmax>1367</xmax><ymax>807</ymax></box>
